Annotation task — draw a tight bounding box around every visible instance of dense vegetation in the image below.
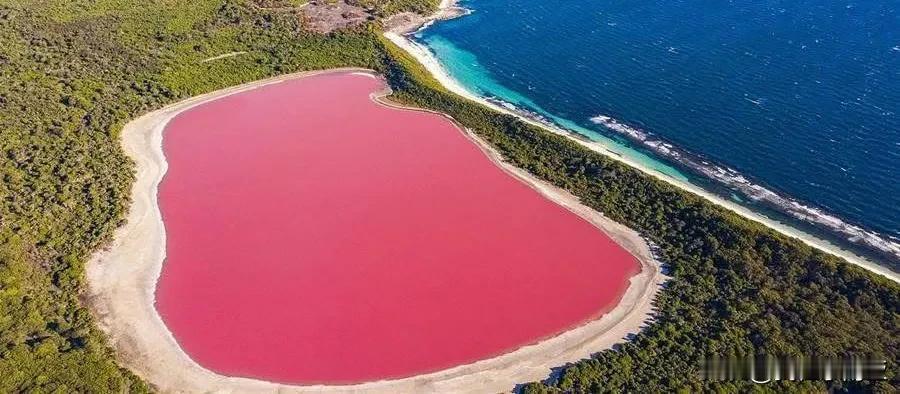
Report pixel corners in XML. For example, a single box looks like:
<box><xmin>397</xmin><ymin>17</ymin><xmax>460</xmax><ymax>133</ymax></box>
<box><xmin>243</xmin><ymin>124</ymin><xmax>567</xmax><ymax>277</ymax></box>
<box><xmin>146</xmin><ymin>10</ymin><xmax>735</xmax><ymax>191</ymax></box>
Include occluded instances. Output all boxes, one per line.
<box><xmin>0</xmin><ymin>0</ymin><xmax>896</xmax><ymax>392</ymax></box>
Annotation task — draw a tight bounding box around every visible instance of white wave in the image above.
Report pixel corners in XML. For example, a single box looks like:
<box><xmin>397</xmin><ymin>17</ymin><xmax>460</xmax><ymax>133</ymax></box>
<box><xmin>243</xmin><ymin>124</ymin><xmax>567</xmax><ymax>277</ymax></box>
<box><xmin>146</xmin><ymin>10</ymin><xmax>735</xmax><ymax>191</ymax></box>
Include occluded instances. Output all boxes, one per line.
<box><xmin>487</xmin><ymin>97</ymin><xmax>553</xmax><ymax>126</ymax></box>
<box><xmin>590</xmin><ymin>114</ymin><xmax>900</xmax><ymax>261</ymax></box>
<box><xmin>411</xmin><ymin>19</ymin><xmax>440</xmax><ymax>36</ymax></box>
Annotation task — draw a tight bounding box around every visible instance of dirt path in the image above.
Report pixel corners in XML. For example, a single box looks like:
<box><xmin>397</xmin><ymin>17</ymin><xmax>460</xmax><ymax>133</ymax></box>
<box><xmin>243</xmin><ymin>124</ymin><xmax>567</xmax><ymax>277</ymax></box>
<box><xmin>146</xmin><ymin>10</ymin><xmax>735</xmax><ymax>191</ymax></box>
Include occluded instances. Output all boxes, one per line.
<box><xmin>199</xmin><ymin>51</ymin><xmax>247</xmax><ymax>63</ymax></box>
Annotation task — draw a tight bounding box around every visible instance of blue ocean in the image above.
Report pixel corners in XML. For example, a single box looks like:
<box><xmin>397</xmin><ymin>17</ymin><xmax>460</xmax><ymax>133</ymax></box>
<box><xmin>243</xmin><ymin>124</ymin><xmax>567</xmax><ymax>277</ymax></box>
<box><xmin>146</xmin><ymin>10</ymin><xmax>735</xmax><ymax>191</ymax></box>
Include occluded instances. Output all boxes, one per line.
<box><xmin>415</xmin><ymin>0</ymin><xmax>900</xmax><ymax>266</ymax></box>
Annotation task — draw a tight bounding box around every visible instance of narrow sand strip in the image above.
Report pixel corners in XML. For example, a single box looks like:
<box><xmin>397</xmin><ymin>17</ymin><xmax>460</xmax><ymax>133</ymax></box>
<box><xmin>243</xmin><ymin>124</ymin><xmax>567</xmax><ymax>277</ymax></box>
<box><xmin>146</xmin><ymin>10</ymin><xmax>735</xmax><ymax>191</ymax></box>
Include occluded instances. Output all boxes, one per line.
<box><xmin>86</xmin><ymin>68</ymin><xmax>664</xmax><ymax>393</ymax></box>
<box><xmin>384</xmin><ymin>21</ymin><xmax>899</xmax><ymax>284</ymax></box>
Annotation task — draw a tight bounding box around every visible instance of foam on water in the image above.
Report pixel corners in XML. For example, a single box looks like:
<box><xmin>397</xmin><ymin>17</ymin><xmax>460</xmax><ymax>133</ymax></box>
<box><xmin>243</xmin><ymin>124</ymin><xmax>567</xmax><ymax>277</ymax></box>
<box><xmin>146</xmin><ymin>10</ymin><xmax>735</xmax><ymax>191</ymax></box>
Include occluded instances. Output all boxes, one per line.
<box><xmin>590</xmin><ymin>114</ymin><xmax>900</xmax><ymax>261</ymax></box>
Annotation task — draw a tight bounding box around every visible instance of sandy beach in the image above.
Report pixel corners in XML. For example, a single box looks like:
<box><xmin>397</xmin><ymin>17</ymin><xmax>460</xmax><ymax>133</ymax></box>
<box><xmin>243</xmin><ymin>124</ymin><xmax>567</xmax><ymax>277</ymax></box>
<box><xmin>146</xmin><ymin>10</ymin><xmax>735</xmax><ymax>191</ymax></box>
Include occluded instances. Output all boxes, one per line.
<box><xmin>383</xmin><ymin>4</ymin><xmax>899</xmax><ymax>284</ymax></box>
<box><xmin>86</xmin><ymin>68</ymin><xmax>664</xmax><ymax>393</ymax></box>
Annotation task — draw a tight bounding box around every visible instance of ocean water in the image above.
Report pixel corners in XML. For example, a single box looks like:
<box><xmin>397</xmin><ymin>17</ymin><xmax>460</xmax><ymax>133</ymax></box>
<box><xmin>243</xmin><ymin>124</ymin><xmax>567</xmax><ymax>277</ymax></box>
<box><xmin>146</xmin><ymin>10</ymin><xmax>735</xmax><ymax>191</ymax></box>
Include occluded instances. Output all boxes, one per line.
<box><xmin>415</xmin><ymin>0</ymin><xmax>900</xmax><ymax>267</ymax></box>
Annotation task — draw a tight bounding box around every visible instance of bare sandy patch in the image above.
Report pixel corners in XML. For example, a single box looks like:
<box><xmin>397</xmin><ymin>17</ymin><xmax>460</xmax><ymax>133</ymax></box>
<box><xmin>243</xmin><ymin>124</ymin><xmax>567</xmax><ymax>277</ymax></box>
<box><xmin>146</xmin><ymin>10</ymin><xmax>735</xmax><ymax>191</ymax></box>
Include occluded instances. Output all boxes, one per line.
<box><xmin>383</xmin><ymin>0</ymin><xmax>470</xmax><ymax>34</ymax></box>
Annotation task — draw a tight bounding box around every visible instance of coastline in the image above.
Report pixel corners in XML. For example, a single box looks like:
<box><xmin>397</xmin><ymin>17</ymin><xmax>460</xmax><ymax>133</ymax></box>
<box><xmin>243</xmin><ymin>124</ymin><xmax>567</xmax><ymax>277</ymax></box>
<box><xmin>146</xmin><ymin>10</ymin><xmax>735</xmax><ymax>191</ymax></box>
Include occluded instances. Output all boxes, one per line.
<box><xmin>85</xmin><ymin>68</ymin><xmax>664</xmax><ymax>393</ymax></box>
<box><xmin>383</xmin><ymin>7</ymin><xmax>900</xmax><ymax>284</ymax></box>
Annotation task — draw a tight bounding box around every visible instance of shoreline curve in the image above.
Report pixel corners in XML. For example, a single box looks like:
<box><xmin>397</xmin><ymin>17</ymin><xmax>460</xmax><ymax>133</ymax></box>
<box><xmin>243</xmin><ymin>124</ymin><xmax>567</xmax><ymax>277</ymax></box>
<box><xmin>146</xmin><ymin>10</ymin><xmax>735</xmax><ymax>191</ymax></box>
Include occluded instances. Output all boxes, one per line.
<box><xmin>86</xmin><ymin>68</ymin><xmax>664</xmax><ymax>393</ymax></box>
<box><xmin>383</xmin><ymin>4</ymin><xmax>900</xmax><ymax>284</ymax></box>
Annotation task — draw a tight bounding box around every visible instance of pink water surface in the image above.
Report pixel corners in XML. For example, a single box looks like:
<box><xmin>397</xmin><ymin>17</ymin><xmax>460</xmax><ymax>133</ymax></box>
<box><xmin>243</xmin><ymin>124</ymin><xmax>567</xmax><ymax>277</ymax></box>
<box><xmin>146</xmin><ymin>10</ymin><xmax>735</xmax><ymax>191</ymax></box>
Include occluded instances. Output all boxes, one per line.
<box><xmin>155</xmin><ymin>71</ymin><xmax>638</xmax><ymax>384</ymax></box>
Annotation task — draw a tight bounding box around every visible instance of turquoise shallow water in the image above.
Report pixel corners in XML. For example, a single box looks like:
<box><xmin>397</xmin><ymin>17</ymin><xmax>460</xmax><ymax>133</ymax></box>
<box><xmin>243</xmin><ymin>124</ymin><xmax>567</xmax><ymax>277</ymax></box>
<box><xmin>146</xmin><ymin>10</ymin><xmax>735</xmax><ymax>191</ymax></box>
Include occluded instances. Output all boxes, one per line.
<box><xmin>416</xmin><ymin>0</ymin><xmax>900</xmax><ymax>266</ymax></box>
<box><xmin>422</xmin><ymin>35</ymin><xmax>690</xmax><ymax>181</ymax></box>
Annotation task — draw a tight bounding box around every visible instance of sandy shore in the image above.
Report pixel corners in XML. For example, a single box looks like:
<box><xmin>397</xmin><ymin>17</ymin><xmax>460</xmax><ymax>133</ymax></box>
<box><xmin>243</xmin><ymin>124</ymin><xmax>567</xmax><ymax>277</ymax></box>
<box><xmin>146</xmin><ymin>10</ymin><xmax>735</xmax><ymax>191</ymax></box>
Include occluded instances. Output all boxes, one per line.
<box><xmin>86</xmin><ymin>68</ymin><xmax>664</xmax><ymax>393</ymax></box>
<box><xmin>383</xmin><ymin>12</ymin><xmax>899</xmax><ymax>284</ymax></box>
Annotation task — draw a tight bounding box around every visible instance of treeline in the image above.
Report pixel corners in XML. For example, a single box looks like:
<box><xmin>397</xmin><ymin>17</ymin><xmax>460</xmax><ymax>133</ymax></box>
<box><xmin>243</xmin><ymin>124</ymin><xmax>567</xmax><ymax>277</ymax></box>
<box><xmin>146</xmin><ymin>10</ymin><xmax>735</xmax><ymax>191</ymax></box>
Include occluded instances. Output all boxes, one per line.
<box><xmin>0</xmin><ymin>0</ymin><xmax>896</xmax><ymax>392</ymax></box>
<box><xmin>376</xmin><ymin>37</ymin><xmax>899</xmax><ymax>393</ymax></box>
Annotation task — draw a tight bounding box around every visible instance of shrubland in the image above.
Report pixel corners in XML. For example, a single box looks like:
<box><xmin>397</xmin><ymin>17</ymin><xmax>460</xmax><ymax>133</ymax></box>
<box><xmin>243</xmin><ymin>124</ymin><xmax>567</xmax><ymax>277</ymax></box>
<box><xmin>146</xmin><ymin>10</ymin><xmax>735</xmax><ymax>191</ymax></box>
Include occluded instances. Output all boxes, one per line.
<box><xmin>0</xmin><ymin>0</ymin><xmax>895</xmax><ymax>392</ymax></box>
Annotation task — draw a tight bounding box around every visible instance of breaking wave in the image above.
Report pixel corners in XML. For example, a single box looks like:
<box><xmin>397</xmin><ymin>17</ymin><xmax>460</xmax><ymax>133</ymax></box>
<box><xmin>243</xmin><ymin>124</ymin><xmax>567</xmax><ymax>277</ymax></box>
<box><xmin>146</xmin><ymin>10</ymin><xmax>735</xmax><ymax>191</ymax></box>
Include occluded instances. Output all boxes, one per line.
<box><xmin>410</xmin><ymin>6</ymin><xmax>474</xmax><ymax>35</ymax></box>
<box><xmin>590</xmin><ymin>115</ymin><xmax>900</xmax><ymax>263</ymax></box>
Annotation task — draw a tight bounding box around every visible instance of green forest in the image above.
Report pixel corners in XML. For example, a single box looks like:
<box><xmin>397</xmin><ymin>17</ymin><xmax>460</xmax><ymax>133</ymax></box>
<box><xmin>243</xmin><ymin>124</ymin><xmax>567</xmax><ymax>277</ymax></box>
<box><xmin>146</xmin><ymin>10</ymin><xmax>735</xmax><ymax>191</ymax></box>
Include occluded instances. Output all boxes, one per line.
<box><xmin>0</xmin><ymin>0</ymin><xmax>896</xmax><ymax>392</ymax></box>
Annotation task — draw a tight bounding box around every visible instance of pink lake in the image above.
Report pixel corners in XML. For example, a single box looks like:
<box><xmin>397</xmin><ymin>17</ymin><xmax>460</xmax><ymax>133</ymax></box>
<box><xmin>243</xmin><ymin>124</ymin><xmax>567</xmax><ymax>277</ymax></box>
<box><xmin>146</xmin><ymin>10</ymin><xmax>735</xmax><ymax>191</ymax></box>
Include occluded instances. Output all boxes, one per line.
<box><xmin>155</xmin><ymin>71</ymin><xmax>638</xmax><ymax>384</ymax></box>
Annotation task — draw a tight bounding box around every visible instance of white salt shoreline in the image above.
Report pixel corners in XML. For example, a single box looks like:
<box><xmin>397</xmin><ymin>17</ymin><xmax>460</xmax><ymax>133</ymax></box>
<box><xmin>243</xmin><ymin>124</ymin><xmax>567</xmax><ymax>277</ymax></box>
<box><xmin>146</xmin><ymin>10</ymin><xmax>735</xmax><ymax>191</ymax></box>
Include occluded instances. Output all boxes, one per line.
<box><xmin>86</xmin><ymin>68</ymin><xmax>665</xmax><ymax>393</ymax></box>
<box><xmin>383</xmin><ymin>6</ymin><xmax>899</xmax><ymax>284</ymax></box>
